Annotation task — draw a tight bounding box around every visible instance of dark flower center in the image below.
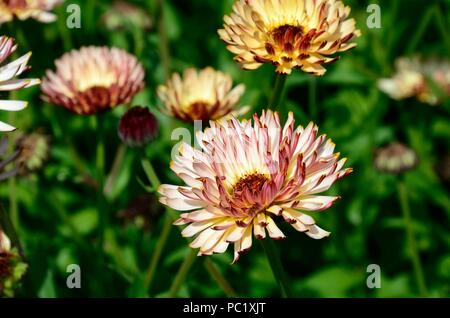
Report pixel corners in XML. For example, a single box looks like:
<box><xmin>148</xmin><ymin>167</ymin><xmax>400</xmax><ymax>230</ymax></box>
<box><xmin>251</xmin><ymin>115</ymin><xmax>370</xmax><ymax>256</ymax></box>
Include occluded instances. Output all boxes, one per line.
<box><xmin>186</xmin><ymin>101</ymin><xmax>215</xmax><ymax>120</ymax></box>
<box><xmin>269</xmin><ymin>25</ymin><xmax>304</xmax><ymax>50</ymax></box>
<box><xmin>233</xmin><ymin>173</ymin><xmax>269</xmax><ymax>197</ymax></box>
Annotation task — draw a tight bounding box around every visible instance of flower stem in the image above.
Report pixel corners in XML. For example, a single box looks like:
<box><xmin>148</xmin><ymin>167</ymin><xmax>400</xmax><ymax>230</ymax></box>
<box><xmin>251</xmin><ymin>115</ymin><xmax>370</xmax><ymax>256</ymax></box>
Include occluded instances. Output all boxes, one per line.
<box><xmin>397</xmin><ymin>181</ymin><xmax>428</xmax><ymax>297</ymax></box>
<box><xmin>155</xmin><ymin>0</ymin><xmax>171</xmax><ymax>80</ymax></box>
<box><xmin>269</xmin><ymin>73</ymin><xmax>287</xmax><ymax>111</ymax></box>
<box><xmin>104</xmin><ymin>144</ymin><xmax>126</xmax><ymax>197</ymax></box>
<box><xmin>141</xmin><ymin>157</ymin><xmax>161</xmax><ymax>190</ymax></box>
<box><xmin>169</xmin><ymin>249</ymin><xmax>197</xmax><ymax>297</ymax></box>
<box><xmin>260</xmin><ymin>239</ymin><xmax>292</xmax><ymax>298</ymax></box>
<box><xmin>141</xmin><ymin>156</ymin><xmax>174</xmax><ymax>292</ymax></box>
<box><xmin>204</xmin><ymin>259</ymin><xmax>238</xmax><ymax>297</ymax></box>
<box><xmin>144</xmin><ymin>213</ymin><xmax>173</xmax><ymax>291</ymax></box>
<box><xmin>95</xmin><ymin>116</ymin><xmax>106</xmax><ymax>250</ymax></box>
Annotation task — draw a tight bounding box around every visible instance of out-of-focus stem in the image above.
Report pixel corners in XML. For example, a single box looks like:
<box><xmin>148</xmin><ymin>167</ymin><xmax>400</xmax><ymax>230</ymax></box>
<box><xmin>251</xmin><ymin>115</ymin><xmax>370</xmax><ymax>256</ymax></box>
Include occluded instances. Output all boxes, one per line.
<box><xmin>95</xmin><ymin>116</ymin><xmax>106</xmax><ymax>250</ymax></box>
<box><xmin>169</xmin><ymin>249</ymin><xmax>197</xmax><ymax>297</ymax></box>
<box><xmin>269</xmin><ymin>73</ymin><xmax>287</xmax><ymax>111</ymax></box>
<box><xmin>141</xmin><ymin>156</ymin><xmax>174</xmax><ymax>292</ymax></box>
<box><xmin>155</xmin><ymin>0</ymin><xmax>171</xmax><ymax>80</ymax></box>
<box><xmin>397</xmin><ymin>181</ymin><xmax>428</xmax><ymax>297</ymax></box>
<box><xmin>104</xmin><ymin>144</ymin><xmax>126</xmax><ymax>196</ymax></box>
<box><xmin>204</xmin><ymin>259</ymin><xmax>238</xmax><ymax>298</ymax></box>
<box><xmin>260</xmin><ymin>239</ymin><xmax>292</xmax><ymax>298</ymax></box>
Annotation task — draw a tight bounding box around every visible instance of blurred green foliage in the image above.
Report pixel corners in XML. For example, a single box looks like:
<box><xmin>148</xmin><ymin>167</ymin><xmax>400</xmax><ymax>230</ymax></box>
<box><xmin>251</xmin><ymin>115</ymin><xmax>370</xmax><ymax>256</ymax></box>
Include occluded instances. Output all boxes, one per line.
<box><xmin>0</xmin><ymin>0</ymin><xmax>449</xmax><ymax>298</ymax></box>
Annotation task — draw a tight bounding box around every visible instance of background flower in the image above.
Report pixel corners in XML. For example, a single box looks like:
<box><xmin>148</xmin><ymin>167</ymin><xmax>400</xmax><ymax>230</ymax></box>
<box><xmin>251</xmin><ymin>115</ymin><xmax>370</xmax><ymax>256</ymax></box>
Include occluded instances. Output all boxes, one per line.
<box><xmin>0</xmin><ymin>0</ymin><xmax>63</xmax><ymax>24</ymax></box>
<box><xmin>379</xmin><ymin>57</ymin><xmax>450</xmax><ymax>105</ymax></box>
<box><xmin>218</xmin><ymin>0</ymin><xmax>361</xmax><ymax>75</ymax></box>
<box><xmin>157</xmin><ymin>67</ymin><xmax>248</xmax><ymax>122</ymax></box>
<box><xmin>41</xmin><ymin>46</ymin><xmax>145</xmax><ymax>115</ymax></box>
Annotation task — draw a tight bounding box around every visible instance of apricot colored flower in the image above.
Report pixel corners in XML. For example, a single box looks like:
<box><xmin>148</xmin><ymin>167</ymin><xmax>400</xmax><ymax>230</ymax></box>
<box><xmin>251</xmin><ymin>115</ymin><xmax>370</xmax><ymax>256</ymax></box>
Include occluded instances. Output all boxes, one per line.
<box><xmin>157</xmin><ymin>67</ymin><xmax>248</xmax><ymax>122</ymax></box>
<box><xmin>0</xmin><ymin>0</ymin><xmax>62</xmax><ymax>24</ymax></box>
<box><xmin>159</xmin><ymin>110</ymin><xmax>352</xmax><ymax>262</ymax></box>
<box><xmin>379</xmin><ymin>57</ymin><xmax>450</xmax><ymax>106</ymax></box>
<box><xmin>41</xmin><ymin>46</ymin><xmax>145</xmax><ymax>115</ymax></box>
<box><xmin>218</xmin><ymin>0</ymin><xmax>361</xmax><ymax>75</ymax></box>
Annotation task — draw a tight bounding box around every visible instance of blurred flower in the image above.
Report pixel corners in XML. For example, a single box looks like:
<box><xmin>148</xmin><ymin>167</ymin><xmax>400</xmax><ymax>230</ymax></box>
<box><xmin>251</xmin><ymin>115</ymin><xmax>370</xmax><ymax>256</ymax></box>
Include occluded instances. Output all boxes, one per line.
<box><xmin>218</xmin><ymin>0</ymin><xmax>361</xmax><ymax>75</ymax></box>
<box><xmin>0</xmin><ymin>229</ymin><xmax>27</xmax><ymax>297</ymax></box>
<box><xmin>0</xmin><ymin>36</ymin><xmax>40</xmax><ymax>132</ymax></box>
<box><xmin>159</xmin><ymin>110</ymin><xmax>351</xmax><ymax>262</ymax></box>
<box><xmin>157</xmin><ymin>67</ymin><xmax>248</xmax><ymax>122</ymax></box>
<box><xmin>374</xmin><ymin>143</ymin><xmax>418</xmax><ymax>174</ymax></box>
<box><xmin>118</xmin><ymin>194</ymin><xmax>164</xmax><ymax>230</ymax></box>
<box><xmin>0</xmin><ymin>0</ymin><xmax>62</xmax><ymax>24</ymax></box>
<box><xmin>41</xmin><ymin>46</ymin><xmax>145</xmax><ymax>115</ymax></box>
<box><xmin>0</xmin><ymin>137</ymin><xmax>20</xmax><ymax>182</ymax></box>
<box><xmin>379</xmin><ymin>57</ymin><xmax>450</xmax><ymax>106</ymax></box>
<box><xmin>101</xmin><ymin>0</ymin><xmax>152</xmax><ymax>31</ymax></box>
<box><xmin>118</xmin><ymin>106</ymin><xmax>159</xmax><ymax>147</ymax></box>
<box><xmin>15</xmin><ymin>130</ymin><xmax>50</xmax><ymax>175</ymax></box>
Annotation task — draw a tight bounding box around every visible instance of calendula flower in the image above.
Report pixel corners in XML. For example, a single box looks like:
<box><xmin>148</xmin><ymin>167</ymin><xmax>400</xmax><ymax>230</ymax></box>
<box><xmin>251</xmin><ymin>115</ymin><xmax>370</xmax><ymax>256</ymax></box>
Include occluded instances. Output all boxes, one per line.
<box><xmin>0</xmin><ymin>0</ymin><xmax>62</xmax><ymax>24</ymax></box>
<box><xmin>0</xmin><ymin>36</ymin><xmax>40</xmax><ymax>132</ymax></box>
<box><xmin>157</xmin><ymin>67</ymin><xmax>248</xmax><ymax>122</ymax></box>
<box><xmin>374</xmin><ymin>143</ymin><xmax>418</xmax><ymax>174</ymax></box>
<box><xmin>159</xmin><ymin>110</ymin><xmax>352</xmax><ymax>262</ymax></box>
<box><xmin>41</xmin><ymin>46</ymin><xmax>145</xmax><ymax>115</ymax></box>
<box><xmin>118</xmin><ymin>106</ymin><xmax>159</xmax><ymax>147</ymax></box>
<box><xmin>0</xmin><ymin>229</ymin><xmax>27</xmax><ymax>297</ymax></box>
<box><xmin>379</xmin><ymin>57</ymin><xmax>450</xmax><ymax>106</ymax></box>
<box><xmin>218</xmin><ymin>0</ymin><xmax>361</xmax><ymax>75</ymax></box>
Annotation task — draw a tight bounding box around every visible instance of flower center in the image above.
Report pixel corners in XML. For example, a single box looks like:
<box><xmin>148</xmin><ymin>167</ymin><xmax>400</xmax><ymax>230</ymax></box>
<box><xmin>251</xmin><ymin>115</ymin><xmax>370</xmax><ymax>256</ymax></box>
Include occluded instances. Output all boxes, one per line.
<box><xmin>185</xmin><ymin>101</ymin><xmax>213</xmax><ymax>120</ymax></box>
<box><xmin>233</xmin><ymin>173</ymin><xmax>269</xmax><ymax>197</ymax></box>
<box><xmin>76</xmin><ymin>71</ymin><xmax>117</xmax><ymax>92</ymax></box>
<box><xmin>268</xmin><ymin>24</ymin><xmax>304</xmax><ymax>53</ymax></box>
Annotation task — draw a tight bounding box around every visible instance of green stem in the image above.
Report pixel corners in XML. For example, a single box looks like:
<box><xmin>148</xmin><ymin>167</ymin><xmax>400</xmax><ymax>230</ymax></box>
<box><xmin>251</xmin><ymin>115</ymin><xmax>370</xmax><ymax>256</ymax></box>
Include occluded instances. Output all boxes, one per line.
<box><xmin>397</xmin><ymin>181</ymin><xmax>428</xmax><ymax>297</ymax></box>
<box><xmin>260</xmin><ymin>239</ymin><xmax>292</xmax><ymax>298</ymax></box>
<box><xmin>406</xmin><ymin>7</ymin><xmax>434</xmax><ymax>55</ymax></box>
<box><xmin>96</xmin><ymin>116</ymin><xmax>106</xmax><ymax>250</ymax></box>
<box><xmin>155</xmin><ymin>0</ymin><xmax>171</xmax><ymax>80</ymax></box>
<box><xmin>144</xmin><ymin>213</ymin><xmax>173</xmax><ymax>290</ymax></box>
<box><xmin>269</xmin><ymin>73</ymin><xmax>287</xmax><ymax>111</ymax></box>
<box><xmin>434</xmin><ymin>5</ymin><xmax>450</xmax><ymax>54</ymax></box>
<box><xmin>141</xmin><ymin>157</ymin><xmax>161</xmax><ymax>189</ymax></box>
<box><xmin>308</xmin><ymin>76</ymin><xmax>318</xmax><ymax>121</ymax></box>
<box><xmin>86</xmin><ymin>0</ymin><xmax>97</xmax><ymax>35</ymax></box>
<box><xmin>104</xmin><ymin>144</ymin><xmax>127</xmax><ymax>196</ymax></box>
<box><xmin>169</xmin><ymin>249</ymin><xmax>197</xmax><ymax>297</ymax></box>
<box><xmin>204</xmin><ymin>259</ymin><xmax>238</xmax><ymax>297</ymax></box>
<box><xmin>141</xmin><ymin>156</ymin><xmax>173</xmax><ymax>292</ymax></box>
<box><xmin>57</xmin><ymin>5</ymin><xmax>73</xmax><ymax>51</ymax></box>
